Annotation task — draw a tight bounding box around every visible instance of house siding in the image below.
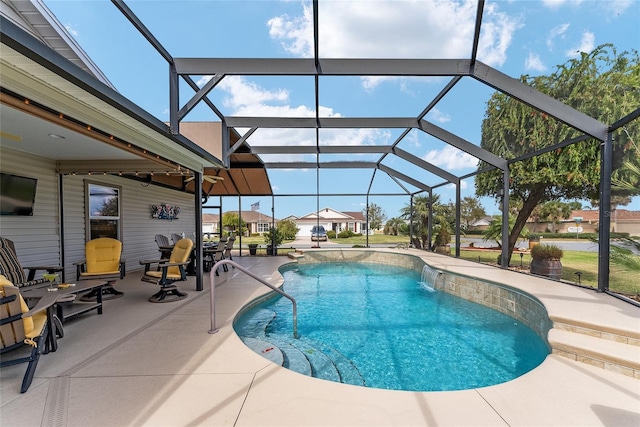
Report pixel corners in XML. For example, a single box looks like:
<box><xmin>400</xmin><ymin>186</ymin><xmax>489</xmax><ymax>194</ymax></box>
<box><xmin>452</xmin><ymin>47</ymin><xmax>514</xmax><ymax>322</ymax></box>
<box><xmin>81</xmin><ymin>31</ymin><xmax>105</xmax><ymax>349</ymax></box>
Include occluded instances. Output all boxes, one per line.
<box><xmin>0</xmin><ymin>148</ymin><xmax>61</xmax><ymax>268</ymax></box>
<box><xmin>2</xmin><ymin>147</ymin><xmax>198</xmax><ymax>282</ymax></box>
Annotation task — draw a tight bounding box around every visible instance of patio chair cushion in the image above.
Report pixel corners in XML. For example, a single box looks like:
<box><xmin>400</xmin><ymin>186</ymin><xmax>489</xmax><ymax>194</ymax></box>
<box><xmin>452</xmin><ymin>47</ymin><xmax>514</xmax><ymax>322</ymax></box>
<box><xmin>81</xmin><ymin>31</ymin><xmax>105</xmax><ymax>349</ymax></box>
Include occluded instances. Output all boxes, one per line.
<box><xmin>0</xmin><ymin>238</ymin><xmax>64</xmax><ymax>289</ymax></box>
<box><xmin>0</xmin><ymin>238</ymin><xmax>28</xmax><ymax>286</ymax></box>
<box><xmin>144</xmin><ymin>238</ymin><xmax>193</xmax><ymax>280</ymax></box>
<box><xmin>0</xmin><ymin>275</ymin><xmax>44</xmax><ymax>338</ymax></box>
<box><xmin>84</xmin><ymin>238</ymin><xmax>122</xmax><ymax>274</ymax></box>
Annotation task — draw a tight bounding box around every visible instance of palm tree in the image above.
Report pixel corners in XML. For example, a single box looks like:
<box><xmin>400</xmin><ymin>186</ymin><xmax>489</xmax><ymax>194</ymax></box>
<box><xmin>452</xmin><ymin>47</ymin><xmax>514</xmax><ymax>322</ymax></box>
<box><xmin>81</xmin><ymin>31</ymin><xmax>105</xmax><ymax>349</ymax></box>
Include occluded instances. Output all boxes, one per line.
<box><xmin>401</xmin><ymin>195</ymin><xmax>453</xmax><ymax>250</ymax></box>
<box><xmin>384</xmin><ymin>217</ymin><xmax>406</xmax><ymax>236</ymax></box>
<box><xmin>401</xmin><ymin>195</ymin><xmax>431</xmax><ymax>249</ymax></box>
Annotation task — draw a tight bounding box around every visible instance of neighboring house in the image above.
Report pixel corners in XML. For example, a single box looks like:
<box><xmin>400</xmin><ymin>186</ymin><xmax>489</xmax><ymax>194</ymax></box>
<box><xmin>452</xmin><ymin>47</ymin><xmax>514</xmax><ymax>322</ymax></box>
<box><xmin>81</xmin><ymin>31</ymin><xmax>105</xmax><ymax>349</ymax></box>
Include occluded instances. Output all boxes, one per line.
<box><xmin>202</xmin><ymin>211</ymin><xmax>279</xmax><ymax>236</ymax></box>
<box><xmin>240</xmin><ymin>210</ymin><xmax>279</xmax><ymax>235</ymax></box>
<box><xmin>293</xmin><ymin>208</ymin><xmax>368</xmax><ymax>238</ymax></box>
<box><xmin>527</xmin><ymin>209</ymin><xmax>640</xmax><ymax>236</ymax></box>
<box><xmin>202</xmin><ymin>213</ymin><xmax>220</xmax><ymax>236</ymax></box>
<box><xmin>468</xmin><ymin>217</ymin><xmax>493</xmax><ymax>231</ymax></box>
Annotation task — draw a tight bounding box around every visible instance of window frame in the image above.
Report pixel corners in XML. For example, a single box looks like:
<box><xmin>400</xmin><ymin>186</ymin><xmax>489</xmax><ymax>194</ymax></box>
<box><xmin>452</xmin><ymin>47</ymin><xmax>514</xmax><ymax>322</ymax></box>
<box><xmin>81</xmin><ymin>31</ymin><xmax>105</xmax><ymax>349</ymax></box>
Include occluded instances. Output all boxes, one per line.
<box><xmin>84</xmin><ymin>180</ymin><xmax>122</xmax><ymax>241</ymax></box>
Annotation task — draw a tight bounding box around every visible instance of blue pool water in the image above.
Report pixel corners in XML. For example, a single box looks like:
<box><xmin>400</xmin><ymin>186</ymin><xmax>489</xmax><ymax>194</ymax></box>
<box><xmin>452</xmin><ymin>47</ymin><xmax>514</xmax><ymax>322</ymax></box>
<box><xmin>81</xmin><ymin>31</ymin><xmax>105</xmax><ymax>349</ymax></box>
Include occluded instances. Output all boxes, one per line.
<box><xmin>235</xmin><ymin>262</ymin><xmax>549</xmax><ymax>392</ymax></box>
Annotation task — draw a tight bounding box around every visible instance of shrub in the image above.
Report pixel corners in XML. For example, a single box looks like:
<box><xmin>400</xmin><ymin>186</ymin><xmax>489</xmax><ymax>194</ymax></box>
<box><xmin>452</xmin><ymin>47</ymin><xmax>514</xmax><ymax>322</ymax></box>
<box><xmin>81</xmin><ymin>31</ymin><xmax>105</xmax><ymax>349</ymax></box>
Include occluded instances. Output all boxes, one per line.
<box><xmin>531</xmin><ymin>244</ymin><xmax>564</xmax><ymax>260</ymax></box>
<box><xmin>338</xmin><ymin>230</ymin><xmax>355</xmax><ymax>238</ymax></box>
<box><xmin>277</xmin><ymin>219</ymin><xmax>299</xmax><ymax>240</ymax></box>
<box><xmin>263</xmin><ymin>228</ymin><xmax>284</xmax><ymax>246</ymax></box>
<box><xmin>326</xmin><ymin>230</ymin><xmax>336</xmax><ymax>239</ymax></box>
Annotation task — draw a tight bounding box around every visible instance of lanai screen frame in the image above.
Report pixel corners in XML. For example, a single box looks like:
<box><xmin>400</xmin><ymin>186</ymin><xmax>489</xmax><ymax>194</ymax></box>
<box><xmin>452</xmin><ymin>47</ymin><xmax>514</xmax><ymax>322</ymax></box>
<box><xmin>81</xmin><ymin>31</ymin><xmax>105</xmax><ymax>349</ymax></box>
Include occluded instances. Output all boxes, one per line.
<box><xmin>114</xmin><ymin>0</ymin><xmax>632</xmax><ymax>293</ymax></box>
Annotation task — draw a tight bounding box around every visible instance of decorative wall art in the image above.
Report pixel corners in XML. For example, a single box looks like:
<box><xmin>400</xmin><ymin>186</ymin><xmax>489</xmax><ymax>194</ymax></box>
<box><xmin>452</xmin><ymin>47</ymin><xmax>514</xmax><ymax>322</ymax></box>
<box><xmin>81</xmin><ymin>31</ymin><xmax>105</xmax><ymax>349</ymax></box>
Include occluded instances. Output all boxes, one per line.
<box><xmin>151</xmin><ymin>203</ymin><xmax>180</xmax><ymax>220</ymax></box>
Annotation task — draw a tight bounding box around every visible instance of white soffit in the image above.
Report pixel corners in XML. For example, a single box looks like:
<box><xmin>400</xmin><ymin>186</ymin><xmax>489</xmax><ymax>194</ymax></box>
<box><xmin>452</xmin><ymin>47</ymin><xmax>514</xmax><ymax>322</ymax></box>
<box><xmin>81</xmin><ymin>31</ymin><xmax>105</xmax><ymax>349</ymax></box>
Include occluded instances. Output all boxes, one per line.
<box><xmin>0</xmin><ymin>42</ymin><xmax>220</xmax><ymax>172</ymax></box>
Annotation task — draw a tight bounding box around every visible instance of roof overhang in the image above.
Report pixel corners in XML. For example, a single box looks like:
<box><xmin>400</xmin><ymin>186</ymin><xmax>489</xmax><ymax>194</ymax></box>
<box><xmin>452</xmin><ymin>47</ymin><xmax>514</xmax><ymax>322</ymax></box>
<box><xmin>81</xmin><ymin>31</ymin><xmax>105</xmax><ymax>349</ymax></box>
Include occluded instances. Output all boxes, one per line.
<box><xmin>1</xmin><ymin>15</ymin><xmax>224</xmax><ymax>178</ymax></box>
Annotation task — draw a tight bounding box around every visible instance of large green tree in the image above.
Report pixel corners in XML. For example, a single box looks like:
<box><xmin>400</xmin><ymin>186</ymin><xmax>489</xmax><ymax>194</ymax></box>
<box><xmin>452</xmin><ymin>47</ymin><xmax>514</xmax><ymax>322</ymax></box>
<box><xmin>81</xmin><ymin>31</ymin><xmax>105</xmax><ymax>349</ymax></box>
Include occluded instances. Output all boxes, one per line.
<box><xmin>476</xmin><ymin>44</ymin><xmax>640</xmax><ymax>262</ymax></box>
<box><xmin>460</xmin><ymin>196</ymin><xmax>486</xmax><ymax>230</ymax></box>
<box><xmin>222</xmin><ymin>212</ymin><xmax>247</xmax><ymax>235</ymax></box>
<box><xmin>537</xmin><ymin>201</ymin><xmax>580</xmax><ymax>233</ymax></box>
<box><xmin>363</xmin><ymin>203</ymin><xmax>387</xmax><ymax>230</ymax></box>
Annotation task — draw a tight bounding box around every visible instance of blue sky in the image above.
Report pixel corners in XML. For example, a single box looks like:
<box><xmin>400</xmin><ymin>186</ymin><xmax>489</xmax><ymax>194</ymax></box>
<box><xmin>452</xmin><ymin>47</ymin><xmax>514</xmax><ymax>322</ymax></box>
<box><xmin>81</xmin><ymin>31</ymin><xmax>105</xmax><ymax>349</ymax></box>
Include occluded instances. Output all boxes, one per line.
<box><xmin>44</xmin><ymin>0</ymin><xmax>640</xmax><ymax>221</ymax></box>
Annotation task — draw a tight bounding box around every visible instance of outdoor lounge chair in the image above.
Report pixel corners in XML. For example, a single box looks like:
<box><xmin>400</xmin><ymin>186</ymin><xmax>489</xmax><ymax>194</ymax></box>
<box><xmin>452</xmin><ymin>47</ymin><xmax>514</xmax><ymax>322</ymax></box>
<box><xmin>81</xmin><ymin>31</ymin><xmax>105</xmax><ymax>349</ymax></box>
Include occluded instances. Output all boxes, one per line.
<box><xmin>0</xmin><ymin>237</ymin><xmax>63</xmax><ymax>289</ymax></box>
<box><xmin>74</xmin><ymin>238</ymin><xmax>125</xmax><ymax>301</ymax></box>
<box><xmin>209</xmin><ymin>243</ymin><xmax>227</xmax><ymax>276</ymax></box>
<box><xmin>222</xmin><ymin>235</ymin><xmax>237</xmax><ymax>271</ymax></box>
<box><xmin>140</xmin><ymin>238</ymin><xmax>193</xmax><ymax>303</ymax></box>
<box><xmin>0</xmin><ymin>275</ymin><xmax>58</xmax><ymax>393</ymax></box>
<box><xmin>155</xmin><ymin>234</ymin><xmax>173</xmax><ymax>259</ymax></box>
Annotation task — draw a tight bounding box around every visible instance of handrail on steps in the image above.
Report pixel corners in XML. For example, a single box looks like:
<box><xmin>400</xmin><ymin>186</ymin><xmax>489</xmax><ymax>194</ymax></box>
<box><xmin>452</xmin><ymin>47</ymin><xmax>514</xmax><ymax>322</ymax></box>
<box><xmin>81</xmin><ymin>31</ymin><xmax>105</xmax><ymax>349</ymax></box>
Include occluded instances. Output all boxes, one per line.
<box><xmin>208</xmin><ymin>259</ymin><xmax>298</xmax><ymax>338</ymax></box>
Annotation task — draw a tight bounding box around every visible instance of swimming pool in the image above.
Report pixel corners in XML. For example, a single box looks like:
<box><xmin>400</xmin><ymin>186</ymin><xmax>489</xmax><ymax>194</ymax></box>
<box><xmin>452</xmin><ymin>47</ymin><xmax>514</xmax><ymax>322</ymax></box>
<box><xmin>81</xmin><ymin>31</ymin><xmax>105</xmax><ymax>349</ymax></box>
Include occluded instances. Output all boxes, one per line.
<box><xmin>234</xmin><ymin>261</ymin><xmax>550</xmax><ymax>391</ymax></box>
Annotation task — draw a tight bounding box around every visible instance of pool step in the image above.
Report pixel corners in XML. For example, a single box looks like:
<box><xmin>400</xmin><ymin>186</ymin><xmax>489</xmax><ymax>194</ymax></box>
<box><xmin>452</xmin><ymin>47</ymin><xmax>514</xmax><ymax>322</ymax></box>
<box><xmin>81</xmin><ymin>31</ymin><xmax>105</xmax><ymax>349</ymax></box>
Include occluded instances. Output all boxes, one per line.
<box><xmin>548</xmin><ymin>328</ymin><xmax>640</xmax><ymax>378</ymax></box>
<box><xmin>236</xmin><ymin>308</ymin><xmax>366</xmax><ymax>385</ymax></box>
<box><xmin>263</xmin><ymin>335</ymin><xmax>312</xmax><ymax>376</ymax></box>
<box><xmin>298</xmin><ymin>337</ymin><xmax>366</xmax><ymax>386</ymax></box>
<box><xmin>289</xmin><ymin>338</ymin><xmax>341</xmax><ymax>382</ymax></box>
<box><xmin>235</xmin><ymin>308</ymin><xmax>277</xmax><ymax>336</ymax></box>
<box><xmin>241</xmin><ymin>337</ymin><xmax>284</xmax><ymax>366</ymax></box>
<box><xmin>238</xmin><ymin>334</ymin><xmax>365</xmax><ymax>384</ymax></box>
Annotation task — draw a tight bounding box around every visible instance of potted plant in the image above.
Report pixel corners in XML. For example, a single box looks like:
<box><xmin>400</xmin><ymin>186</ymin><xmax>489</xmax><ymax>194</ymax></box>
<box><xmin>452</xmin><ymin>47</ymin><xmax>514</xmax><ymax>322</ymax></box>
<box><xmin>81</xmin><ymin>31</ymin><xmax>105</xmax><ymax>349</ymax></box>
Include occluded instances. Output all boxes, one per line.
<box><xmin>248</xmin><ymin>243</ymin><xmax>258</xmax><ymax>255</ymax></box>
<box><xmin>530</xmin><ymin>244</ymin><xmax>563</xmax><ymax>280</ymax></box>
<box><xmin>264</xmin><ymin>228</ymin><xmax>283</xmax><ymax>256</ymax></box>
<box><xmin>433</xmin><ymin>227</ymin><xmax>451</xmax><ymax>255</ymax></box>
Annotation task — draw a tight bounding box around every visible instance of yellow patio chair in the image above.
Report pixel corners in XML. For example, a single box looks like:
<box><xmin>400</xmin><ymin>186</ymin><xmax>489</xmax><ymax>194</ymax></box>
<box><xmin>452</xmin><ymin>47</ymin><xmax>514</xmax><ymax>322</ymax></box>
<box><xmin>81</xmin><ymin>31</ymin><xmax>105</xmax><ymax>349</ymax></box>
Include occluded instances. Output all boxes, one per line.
<box><xmin>74</xmin><ymin>237</ymin><xmax>125</xmax><ymax>301</ymax></box>
<box><xmin>0</xmin><ymin>275</ymin><xmax>58</xmax><ymax>393</ymax></box>
<box><xmin>140</xmin><ymin>238</ymin><xmax>193</xmax><ymax>303</ymax></box>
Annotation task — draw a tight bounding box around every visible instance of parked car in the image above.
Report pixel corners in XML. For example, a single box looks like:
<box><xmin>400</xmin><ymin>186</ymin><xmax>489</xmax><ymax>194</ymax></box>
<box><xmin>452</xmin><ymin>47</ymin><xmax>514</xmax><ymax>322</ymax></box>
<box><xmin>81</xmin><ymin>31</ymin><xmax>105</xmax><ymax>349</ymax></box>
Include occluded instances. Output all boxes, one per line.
<box><xmin>311</xmin><ymin>225</ymin><xmax>327</xmax><ymax>241</ymax></box>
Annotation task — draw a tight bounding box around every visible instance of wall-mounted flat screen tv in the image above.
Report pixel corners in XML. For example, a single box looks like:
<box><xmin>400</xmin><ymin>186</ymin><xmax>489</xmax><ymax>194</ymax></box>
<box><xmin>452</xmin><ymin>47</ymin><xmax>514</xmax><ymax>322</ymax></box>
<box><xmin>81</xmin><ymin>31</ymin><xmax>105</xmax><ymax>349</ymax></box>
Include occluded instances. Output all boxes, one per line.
<box><xmin>0</xmin><ymin>173</ymin><xmax>38</xmax><ymax>216</ymax></box>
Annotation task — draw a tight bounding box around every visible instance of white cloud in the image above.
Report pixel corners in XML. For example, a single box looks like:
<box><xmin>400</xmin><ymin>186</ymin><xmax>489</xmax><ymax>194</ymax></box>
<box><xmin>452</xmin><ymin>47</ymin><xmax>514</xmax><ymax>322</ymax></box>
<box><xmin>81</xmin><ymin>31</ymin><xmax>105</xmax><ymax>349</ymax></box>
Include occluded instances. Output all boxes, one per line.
<box><xmin>604</xmin><ymin>0</ymin><xmax>633</xmax><ymax>15</ymax></box>
<box><xmin>64</xmin><ymin>24</ymin><xmax>79</xmax><ymax>37</ymax></box>
<box><xmin>267</xmin><ymin>0</ymin><xmax>521</xmax><ymax>89</ymax></box>
<box><xmin>426</xmin><ymin>108</ymin><xmax>451</xmax><ymax>124</ymax></box>
<box><xmin>546</xmin><ymin>23</ymin><xmax>570</xmax><ymax>50</ymax></box>
<box><xmin>423</xmin><ymin>145</ymin><xmax>477</xmax><ymax>170</ymax></box>
<box><xmin>447</xmin><ymin>180</ymin><xmax>468</xmax><ymax>190</ymax></box>
<box><xmin>206</xmin><ymin>75</ymin><xmax>392</xmax><ymax>149</ymax></box>
<box><xmin>541</xmin><ymin>0</ymin><xmax>584</xmax><ymax>8</ymax></box>
<box><xmin>541</xmin><ymin>0</ymin><xmax>566</xmax><ymax>9</ymax></box>
<box><xmin>525</xmin><ymin>52</ymin><xmax>546</xmax><ymax>72</ymax></box>
<box><xmin>566</xmin><ymin>31</ymin><xmax>595</xmax><ymax>57</ymax></box>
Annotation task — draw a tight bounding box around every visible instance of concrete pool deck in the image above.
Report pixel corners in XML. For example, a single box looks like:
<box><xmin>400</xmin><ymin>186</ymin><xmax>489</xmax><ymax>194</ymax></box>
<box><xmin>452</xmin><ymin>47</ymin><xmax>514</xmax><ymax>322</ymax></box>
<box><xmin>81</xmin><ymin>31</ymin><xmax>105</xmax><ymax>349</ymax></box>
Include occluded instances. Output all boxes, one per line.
<box><xmin>1</xmin><ymin>249</ymin><xmax>639</xmax><ymax>426</ymax></box>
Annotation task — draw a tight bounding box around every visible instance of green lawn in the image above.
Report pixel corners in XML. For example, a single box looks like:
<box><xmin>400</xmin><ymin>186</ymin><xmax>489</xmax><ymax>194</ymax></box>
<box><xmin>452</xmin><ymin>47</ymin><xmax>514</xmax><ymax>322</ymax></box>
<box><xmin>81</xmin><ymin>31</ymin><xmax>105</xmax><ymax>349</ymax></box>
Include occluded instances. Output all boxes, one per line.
<box><xmin>459</xmin><ymin>249</ymin><xmax>640</xmax><ymax>298</ymax></box>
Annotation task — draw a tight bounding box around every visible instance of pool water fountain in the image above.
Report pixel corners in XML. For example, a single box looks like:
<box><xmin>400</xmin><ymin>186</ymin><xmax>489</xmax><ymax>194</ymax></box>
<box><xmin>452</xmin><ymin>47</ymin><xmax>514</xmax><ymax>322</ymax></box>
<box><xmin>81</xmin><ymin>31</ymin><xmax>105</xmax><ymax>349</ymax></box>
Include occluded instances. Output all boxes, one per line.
<box><xmin>419</xmin><ymin>264</ymin><xmax>441</xmax><ymax>292</ymax></box>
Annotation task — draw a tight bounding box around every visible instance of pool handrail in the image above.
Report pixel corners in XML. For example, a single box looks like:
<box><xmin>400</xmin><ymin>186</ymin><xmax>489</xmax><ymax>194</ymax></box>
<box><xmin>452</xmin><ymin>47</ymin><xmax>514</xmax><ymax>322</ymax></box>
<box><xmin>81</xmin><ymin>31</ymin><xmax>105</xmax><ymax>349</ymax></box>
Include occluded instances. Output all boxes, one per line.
<box><xmin>208</xmin><ymin>259</ymin><xmax>298</xmax><ymax>338</ymax></box>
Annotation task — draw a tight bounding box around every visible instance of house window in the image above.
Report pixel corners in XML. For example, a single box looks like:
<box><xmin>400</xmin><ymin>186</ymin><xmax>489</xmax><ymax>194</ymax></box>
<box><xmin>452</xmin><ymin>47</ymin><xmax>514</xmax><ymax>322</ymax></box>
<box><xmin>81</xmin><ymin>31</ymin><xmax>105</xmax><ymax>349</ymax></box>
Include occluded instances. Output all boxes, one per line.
<box><xmin>85</xmin><ymin>181</ymin><xmax>121</xmax><ymax>240</ymax></box>
<box><xmin>257</xmin><ymin>222</ymin><xmax>270</xmax><ymax>233</ymax></box>
<box><xmin>348</xmin><ymin>222</ymin><xmax>355</xmax><ymax>232</ymax></box>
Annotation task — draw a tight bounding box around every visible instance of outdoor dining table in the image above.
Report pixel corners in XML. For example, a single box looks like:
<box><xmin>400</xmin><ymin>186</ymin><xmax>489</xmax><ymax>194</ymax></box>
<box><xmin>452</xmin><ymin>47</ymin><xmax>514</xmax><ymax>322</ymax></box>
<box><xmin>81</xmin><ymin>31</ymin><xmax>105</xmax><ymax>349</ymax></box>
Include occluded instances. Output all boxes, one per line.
<box><xmin>22</xmin><ymin>279</ymin><xmax>107</xmax><ymax>323</ymax></box>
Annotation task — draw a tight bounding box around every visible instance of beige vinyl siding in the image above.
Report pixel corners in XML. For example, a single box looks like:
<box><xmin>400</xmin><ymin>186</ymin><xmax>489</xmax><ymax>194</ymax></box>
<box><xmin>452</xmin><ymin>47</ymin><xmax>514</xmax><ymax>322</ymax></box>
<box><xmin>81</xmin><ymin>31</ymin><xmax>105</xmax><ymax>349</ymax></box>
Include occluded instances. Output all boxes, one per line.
<box><xmin>62</xmin><ymin>175</ymin><xmax>196</xmax><ymax>279</ymax></box>
<box><xmin>0</xmin><ymin>148</ymin><xmax>61</xmax><ymax>270</ymax></box>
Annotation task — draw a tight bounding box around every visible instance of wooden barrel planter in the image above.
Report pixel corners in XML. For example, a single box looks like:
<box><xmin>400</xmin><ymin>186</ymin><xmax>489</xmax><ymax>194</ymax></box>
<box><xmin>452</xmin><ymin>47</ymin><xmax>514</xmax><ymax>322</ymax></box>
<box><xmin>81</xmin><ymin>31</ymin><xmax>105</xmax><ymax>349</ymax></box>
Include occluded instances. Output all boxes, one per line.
<box><xmin>530</xmin><ymin>258</ymin><xmax>562</xmax><ymax>280</ymax></box>
<box><xmin>434</xmin><ymin>244</ymin><xmax>450</xmax><ymax>255</ymax></box>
